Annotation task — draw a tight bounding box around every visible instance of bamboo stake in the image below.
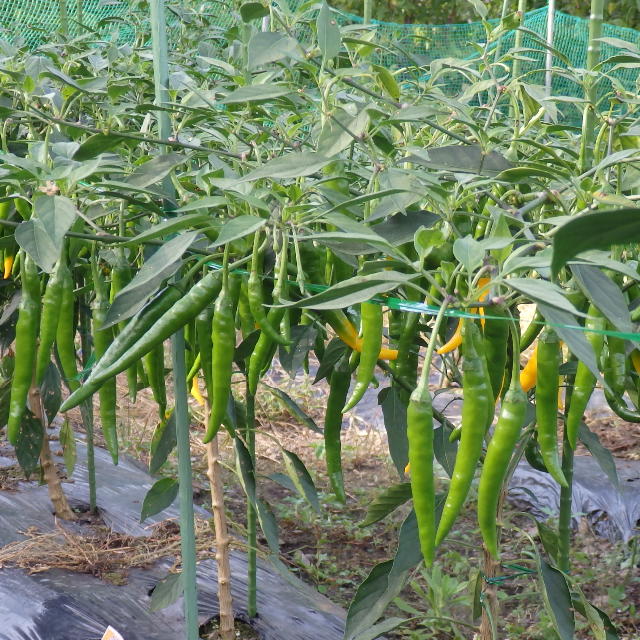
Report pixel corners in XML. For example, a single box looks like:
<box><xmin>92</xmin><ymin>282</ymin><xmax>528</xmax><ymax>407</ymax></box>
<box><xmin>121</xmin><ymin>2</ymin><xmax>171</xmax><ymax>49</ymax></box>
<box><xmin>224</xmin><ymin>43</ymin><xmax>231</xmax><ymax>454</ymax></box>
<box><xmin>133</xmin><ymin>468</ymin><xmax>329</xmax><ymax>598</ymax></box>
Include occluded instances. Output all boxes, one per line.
<box><xmin>205</xmin><ymin>401</ymin><xmax>234</xmax><ymax>640</ymax></box>
<box><xmin>363</xmin><ymin>0</ymin><xmax>372</xmax><ymax>25</ymax></box>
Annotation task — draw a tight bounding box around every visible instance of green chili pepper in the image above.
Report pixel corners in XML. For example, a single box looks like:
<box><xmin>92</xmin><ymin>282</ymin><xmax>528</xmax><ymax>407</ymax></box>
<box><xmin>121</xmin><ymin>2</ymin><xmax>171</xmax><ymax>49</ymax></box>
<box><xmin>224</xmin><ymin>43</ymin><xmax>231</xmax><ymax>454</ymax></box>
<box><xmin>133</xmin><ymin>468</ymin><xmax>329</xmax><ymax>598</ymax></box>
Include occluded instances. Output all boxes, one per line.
<box><xmin>536</xmin><ymin>327</ymin><xmax>568</xmax><ymax>487</ymax></box>
<box><xmin>238</xmin><ymin>278</ymin><xmax>254</xmax><ymax>340</ymax></box>
<box><xmin>471</xmin><ymin>323</ymin><xmax>495</xmax><ymax>430</ymax></box>
<box><xmin>196</xmin><ymin>305</ymin><xmax>214</xmax><ymax>401</ymax></box>
<box><xmin>407</xmin><ymin>302</ymin><xmax>449</xmax><ymax>567</ymax></box>
<box><xmin>604</xmin><ymin>368</ymin><xmax>640</xmax><ymax>422</ymax></box>
<box><xmin>482</xmin><ymin>307</ymin><xmax>509</xmax><ymax>402</ymax></box>
<box><xmin>7</xmin><ymin>253</ymin><xmax>40</xmax><ymax>445</ymax></box>
<box><xmin>91</xmin><ymin>247</ymin><xmax>118</xmax><ymax>465</ymax></box>
<box><xmin>324</xmin><ymin>349</ymin><xmax>351</xmax><ymax>503</ymax></box>
<box><xmin>110</xmin><ymin>248</ymin><xmax>137</xmax><ymax>403</ymax></box>
<box><xmin>477</xmin><ymin>318</ymin><xmax>527</xmax><ymax>558</ymax></box>
<box><xmin>520</xmin><ymin>307</ymin><xmax>543</xmax><ymax>351</ymax></box>
<box><xmin>608</xmin><ymin>331</ymin><xmax>627</xmax><ymax>397</ymax></box>
<box><xmin>342</xmin><ymin>302</ymin><xmax>382</xmax><ymax>412</ymax></box>
<box><xmin>248</xmin><ymin>236</ymin><xmax>289</xmax><ymax>395</ymax></box>
<box><xmin>60</xmin><ymin>271</ymin><xmax>221</xmax><ymax>412</ymax></box>
<box><xmin>57</xmin><ymin>257</ymin><xmax>80</xmax><ymax>394</ymax></box>
<box><xmin>35</xmin><ymin>256</ymin><xmax>67</xmax><ymax>386</ymax></box>
<box><xmin>206</xmin><ymin>250</ymin><xmax>235</xmax><ymax>442</ymax></box>
<box><xmin>395</xmin><ymin>289</ymin><xmax>422</xmax><ymax>403</ymax></box>
<box><xmin>145</xmin><ymin>344</ymin><xmax>167</xmax><ymax>420</ymax></box>
<box><xmin>524</xmin><ymin>434</ymin><xmax>549</xmax><ymax>472</ymax></box>
<box><xmin>436</xmin><ymin>319</ymin><xmax>491</xmax><ymax>546</ymax></box>
<box><xmin>565</xmin><ymin>304</ymin><xmax>605</xmax><ymax>449</ymax></box>
<box><xmin>249</xmin><ymin>234</ymin><xmax>291</xmax><ymax>347</ymax></box>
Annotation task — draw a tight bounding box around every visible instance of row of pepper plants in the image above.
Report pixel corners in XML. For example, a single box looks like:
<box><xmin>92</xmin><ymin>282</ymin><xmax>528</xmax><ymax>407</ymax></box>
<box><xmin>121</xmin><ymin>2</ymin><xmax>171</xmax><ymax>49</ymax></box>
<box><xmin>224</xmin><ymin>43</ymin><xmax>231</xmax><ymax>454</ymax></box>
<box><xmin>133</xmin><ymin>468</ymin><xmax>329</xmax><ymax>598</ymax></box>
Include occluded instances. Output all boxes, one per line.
<box><xmin>0</xmin><ymin>0</ymin><xmax>637</xmax><ymax>637</ymax></box>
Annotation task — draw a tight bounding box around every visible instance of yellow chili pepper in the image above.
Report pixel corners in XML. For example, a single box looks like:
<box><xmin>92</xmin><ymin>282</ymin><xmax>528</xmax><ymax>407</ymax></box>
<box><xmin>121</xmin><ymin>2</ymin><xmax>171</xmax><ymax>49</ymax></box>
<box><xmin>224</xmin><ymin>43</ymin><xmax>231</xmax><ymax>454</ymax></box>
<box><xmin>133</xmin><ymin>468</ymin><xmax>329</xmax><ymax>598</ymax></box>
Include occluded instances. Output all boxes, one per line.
<box><xmin>632</xmin><ymin>350</ymin><xmax>640</xmax><ymax>375</ymax></box>
<box><xmin>3</xmin><ymin>254</ymin><xmax>14</xmax><ymax>279</ymax></box>
<box><xmin>191</xmin><ymin>377</ymin><xmax>204</xmax><ymax>406</ymax></box>
<box><xmin>558</xmin><ymin>375</ymin><xmax>564</xmax><ymax>410</ymax></box>
<box><xmin>520</xmin><ymin>343</ymin><xmax>538</xmax><ymax>392</ymax></box>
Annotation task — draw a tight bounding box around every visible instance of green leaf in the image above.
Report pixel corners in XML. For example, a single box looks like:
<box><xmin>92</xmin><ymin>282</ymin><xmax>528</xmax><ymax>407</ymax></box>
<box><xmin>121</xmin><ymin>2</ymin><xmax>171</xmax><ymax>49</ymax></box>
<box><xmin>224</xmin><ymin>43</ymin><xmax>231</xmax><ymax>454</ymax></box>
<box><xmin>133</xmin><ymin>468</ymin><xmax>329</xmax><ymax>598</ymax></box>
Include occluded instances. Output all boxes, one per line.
<box><xmin>140</xmin><ymin>477</ymin><xmax>179</xmax><ymax>522</ymax></box>
<box><xmin>577</xmin><ymin>422</ymin><xmax>620</xmax><ymax>492</ymax></box>
<box><xmin>551</xmin><ymin>208</ymin><xmax>640</xmax><ymax>278</ymax></box>
<box><xmin>149</xmin><ymin>412</ymin><xmax>177</xmax><ymax>475</ymax></box>
<box><xmin>538</xmin><ymin>304</ymin><xmax>608</xmax><ymax>390</ymax></box>
<box><xmin>220</xmin><ymin>84</ymin><xmax>293</xmax><ymax>104</ymax></box>
<box><xmin>235</xmin><ymin>436</ymin><xmax>257</xmax><ymax>504</ymax></box>
<box><xmin>490</xmin><ymin>213</ymin><xmax>513</xmax><ymax>264</ymax></box>
<box><xmin>234</xmin><ymin>329</ymin><xmax>261</xmax><ymax>365</ymax></box>
<box><xmin>16</xmin><ymin>196</ymin><xmax>77</xmax><ymax>272</ymax></box>
<box><xmin>352</xmin><ymin>618</ymin><xmax>406</xmax><ymax>640</ymax></box>
<box><xmin>317</xmin><ymin>0</ymin><xmax>341</xmax><ymax>61</ymax></box>
<box><xmin>125</xmin><ymin>154</ymin><xmax>186</xmax><ymax>188</ymax></box>
<box><xmin>239</xmin><ymin>1</ymin><xmax>269</xmax><ymax>22</ymax></box>
<box><xmin>453</xmin><ymin>235</ymin><xmax>484</xmax><ymax>273</ymax></box>
<box><xmin>466</xmin><ymin>0</ymin><xmax>488</xmax><ymax>18</ymax></box>
<box><xmin>360</xmin><ymin>482</ymin><xmax>412</xmax><ymax>527</ymax></box>
<box><xmin>282</xmin><ymin>449</ymin><xmax>320</xmax><ymax>513</ymax></box>
<box><xmin>40</xmin><ymin>361</ymin><xmax>62</xmax><ymax>427</ymax></box>
<box><xmin>537</xmin><ymin>557</ymin><xmax>575</xmax><ymax>640</ymax></box>
<box><xmin>507</xmin><ymin>278</ymin><xmax>582</xmax><ymax>316</ymax></box>
<box><xmin>248</xmin><ymin>32</ymin><xmax>298</xmax><ymax>69</ymax></box>
<box><xmin>149</xmin><ymin>571</ymin><xmax>183</xmax><ymax>613</ymax></box>
<box><xmin>535</xmin><ymin>519</ymin><xmax>559</xmax><ymax>563</ymax></box>
<box><xmin>571</xmin><ymin>264</ymin><xmax>632</xmax><ymax>334</ymax></box>
<box><xmin>174</xmin><ymin>196</ymin><xmax>230</xmax><ymax>213</ymax></box>
<box><xmin>74</xmin><ymin>133</ymin><xmax>123</xmax><ymax>162</ymax></box>
<box><xmin>433</xmin><ymin>421</ymin><xmax>457</xmax><ymax>478</ymax></box>
<box><xmin>378</xmin><ymin>386</ymin><xmax>409</xmax><ymax>479</ymax></box>
<box><xmin>59</xmin><ymin>416</ymin><xmax>76</xmax><ymax>478</ymax></box>
<box><xmin>571</xmin><ymin>597</ymin><xmax>620</xmax><ymax>640</ymax></box>
<box><xmin>209</xmin><ymin>216</ymin><xmax>266</xmax><ymax>249</ymax></box>
<box><xmin>237</xmin><ymin>152</ymin><xmax>332</xmax><ymax>183</ymax></box>
<box><xmin>122</xmin><ymin>214</ymin><xmax>212</xmax><ymax>246</ymax></box>
<box><xmin>263</xmin><ymin>385</ymin><xmax>322</xmax><ymax>434</ymax></box>
<box><xmin>372</xmin><ymin>65</ymin><xmax>400</xmax><ymax>101</ymax></box>
<box><xmin>279</xmin><ymin>324</ymin><xmax>317</xmax><ymax>378</ymax></box>
<box><xmin>314</xmin><ymin>337</ymin><xmax>346</xmax><ymax>384</ymax></box>
<box><xmin>317</xmin><ymin>106</ymin><xmax>370</xmax><ymax>158</ymax></box>
<box><xmin>268</xmin><ymin>472</ymin><xmax>299</xmax><ymax>494</ymax></box>
<box><xmin>256</xmin><ymin>497</ymin><xmax>280</xmax><ymax>555</ymax></box>
<box><xmin>16</xmin><ymin>409</ymin><xmax>44</xmax><ymax>480</ymax></box>
<box><xmin>407</xmin><ymin>145</ymin><xmax>512</xmax><ymax>175</ymax></box>
<box><xmin>103</xmin><ymin>233</ymin><xmax>196</xmax><ymax>329</ymax></box>
<box><xmin>469</xmin><ymin>568</ymin><xmax>483</xmax><ymax>621</ymax></box>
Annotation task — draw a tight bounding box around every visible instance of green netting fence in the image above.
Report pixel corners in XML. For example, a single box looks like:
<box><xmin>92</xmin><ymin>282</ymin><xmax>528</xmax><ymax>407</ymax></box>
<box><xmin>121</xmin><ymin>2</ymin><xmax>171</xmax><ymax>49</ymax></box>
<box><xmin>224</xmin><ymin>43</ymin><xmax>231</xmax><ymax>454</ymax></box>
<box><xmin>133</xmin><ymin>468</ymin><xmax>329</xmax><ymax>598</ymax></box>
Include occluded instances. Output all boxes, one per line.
<box><xmin>1</xmin><ymin>0</ymin><xmax>639</xmax><ymax>124</ymax></box>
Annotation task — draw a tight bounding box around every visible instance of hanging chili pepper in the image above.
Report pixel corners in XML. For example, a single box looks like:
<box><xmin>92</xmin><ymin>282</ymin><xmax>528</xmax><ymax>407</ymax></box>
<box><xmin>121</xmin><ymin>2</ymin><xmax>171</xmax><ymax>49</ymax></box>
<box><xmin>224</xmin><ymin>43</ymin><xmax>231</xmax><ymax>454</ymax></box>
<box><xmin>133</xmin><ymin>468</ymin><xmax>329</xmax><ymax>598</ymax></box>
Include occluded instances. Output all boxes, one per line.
<box><xmin>608</xmin><ymin>330</ymin><xmax>627</xmax><ymax>396</ymax></box>
<box><xmin>525</xmin><ymin>433</ymin><xmax>550</xmax><ymax>472</ymax></box>
<box><xmin>324</xmin><ymin>349</ymin><xmax>351</xmax><ymax>503</ymax></box>
<box><xmin>482</xmin><ymin>306</ymin><xmax>509</xmax><ymax>403</ymax></box>
<box><xmin>565</xmin><ymin>304</ymin><xmax>605</xmax><ymax>448</ymax></box>
<box><xmin>196</xmin><ymin>305</ymin><xmax>214</xmax><ymax>401</ymax></box>
<box><xmin>520</xmin><ymin>308</ymin><xmax>543</xmax><ymax>351</ymax></box>
<box><xmin>91</xmin><ymin>246</ymin><xmax>118</xmax><ymax>465</ymax></box>
<box><xmin>407</xmin><ymin>301</ymin><xmax>449</xmax><ymax>567</ymax></box>
<box><xmin>146</xmin><ymin>343</ymin><xmax>167</xmax><ymax>420</ymax></box>
<box><xmin>603</xmin><ymin>368</ymin><xmax>640</xmax><ymax>422</ymax></box>
<box><xmin>3</xmin><ymin>248</ymin><xmax>14</xmax><ymax>280</ymax></box>
<box><xmin>206</xmin><ymin>246</ymin><xmax>235</xmax><ymax>442</ymax></box>
<box><xmin>7</xmin><ymin>253</ymin><xmax>40</xmax><ymax>445</ymax></box>
<box><xmin>343</xmin><ymin>302</ymin><xmax>382</xmax><ymax>412</ymax></box>
<box><xmin>56</xmin><ymin>254</ymin><xmax>80</xmax><ymax>394</ymax></box>
<box><xmin>520</xmin><ymin>343</ymin><xmax>538</xmax><ymax>392</ymax></box>
<box><xmin>35</xmin><ymin>256</ymin><xmax>67</xmax><ymax>386</ymax></box>
<box><xmin>471</xmin><ymin>321</ymin><xmax>496</xmax><ymax>431</ymax></box>
<box><xmin>436</xmin><ymin>319</ymin><xmax>491</xmax><ymax>546</ymax></box>
<box><xmin>536</xmin><ymin>327</ymin><xmax>568</xmax><ymax>487</ymax></box>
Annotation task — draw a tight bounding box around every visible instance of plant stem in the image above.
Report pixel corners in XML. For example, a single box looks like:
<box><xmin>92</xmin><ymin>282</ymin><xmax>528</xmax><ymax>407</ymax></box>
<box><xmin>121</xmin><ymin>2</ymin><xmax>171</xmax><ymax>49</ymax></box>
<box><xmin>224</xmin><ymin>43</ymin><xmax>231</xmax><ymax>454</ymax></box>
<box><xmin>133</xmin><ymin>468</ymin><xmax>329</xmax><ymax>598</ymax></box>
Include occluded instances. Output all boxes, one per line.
<box><xmin>512</xmin><ymin>0</ymin><xmax>527</xmax><ymax>80</ymax></box>
<box><xmin>205</xmin><ymin>401</ymin><xmax>234</xmax><ymax>640</ymax></box>
<box><xmin>77</xmin><ymin>0</ymin><xmax>83</xmax><ymax>34</ymax></box>
<box><xmin>59</xmin><ymin>0</ymin><xmax>69</xmax><ymax>35</ymax></box>
<box><xmin>579</xmin><ymin>0</ymin><xmax>604</xmax><ymax>172</ymax></box>
<box><xmin>246</xmin><ymin>383</ymin><xmax>258</xmax><ymax>617</ymax></box>
<box><xmin>363</xmin><ymin>0</ymin><xmax>372</xmax><ymax>24</ymax></box>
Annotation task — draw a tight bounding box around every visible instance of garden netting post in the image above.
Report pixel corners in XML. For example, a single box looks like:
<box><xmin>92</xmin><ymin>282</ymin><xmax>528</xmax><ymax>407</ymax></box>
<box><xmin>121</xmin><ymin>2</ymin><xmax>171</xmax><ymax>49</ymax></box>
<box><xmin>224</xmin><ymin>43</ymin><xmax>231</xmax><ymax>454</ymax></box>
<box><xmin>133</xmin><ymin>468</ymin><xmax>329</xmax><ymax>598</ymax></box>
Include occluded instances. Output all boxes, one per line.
<box><xmin>149</xmin><ymin>0</ymin><xmax>199</xmax><ymax>636</ymax></box>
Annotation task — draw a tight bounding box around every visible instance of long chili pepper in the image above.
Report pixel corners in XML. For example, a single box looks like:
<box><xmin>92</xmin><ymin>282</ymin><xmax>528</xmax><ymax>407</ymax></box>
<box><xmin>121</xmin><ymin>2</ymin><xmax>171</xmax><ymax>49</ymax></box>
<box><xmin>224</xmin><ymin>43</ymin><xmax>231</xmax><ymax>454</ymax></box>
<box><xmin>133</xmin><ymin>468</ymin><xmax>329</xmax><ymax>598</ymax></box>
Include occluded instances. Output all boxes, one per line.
<box><xmin>7</xmin><ymin>253</ymin><xmax>40</xmax><ymax>445</ymax></box>
<box><xmin>61</xmin><ymin>270</ymin><xmax>222</xmax><ymax>412</ymax></box>
<box><xmin>184</xmin><ymin>318</ymin><xmax>196</xmax><ymax>380</ymax></box>
<box><xmin>608</xmin><ymin>330</ymin><xmax>627</xmax><ymax>396</ymax></box>
<box><xmin>437</xmin><ymin>318</ymin><xmax>462</xmax><ymax>355</ymax></box>
<box><xmin>111</xmin><ymin>247</ymin><xmax>137</xmax><ymax>403</ymax></box>
<box><xmin>477</xmin><ymin>316</ymin><xmax>527</xmax><ymax>558</ymax></box>
<box><xmin>565</xmin><ymin>304</ymin><xmax>605</xmax><ymax>448</ymax></box>
<box><xmin>196</xmin><ymin>305</ymin><xmax>214</xmax><ymax>401</ymax></box>
<box><xmin>91</xmin><ymin>246</ymin><xmax>118</xmax><ymax>465</ymax></box>
<box><xmin>603</xmin><ymin>368</ymin><xmax>640</xmax><ymax>422</ymax></box>
<box><xmin>324</xmin><ymin>349</ymin><xmax>352</xmax><ymax>503</ymax></box>
<box><xmin>145</xmin><ymin>343</ymin><xmax>167</xmax><ymax>420</ymax></box>
<box><xmin>436</xmin><ymin>319</ymin><xmax>491</xmax><ymax>546</ymax></box>
<box><xmin>56</xmin><ymin>255</ymin><xmax>80</xmax><ymax>394</ymax></box>
<box><xmin>3</xmin><ymin>248</ymin><xmax>14</xmax><ymax>280</ymax></box>
<box><xmin>249</xmin><ymin>233</ymin><xmax>291</xmax><ymax>346</ymax></box>
<box><xmin>471</xmin><ymin>322</ymin><xmax>496</xmax><ymax>430</ymax></box>
<box><xmin>520</xmin><ymin>308</ymin><xmax>543</xmax><ymax>351</ymax></box>
<box><xmin>394</xmin><ymin>288</ymin><xmax>422</xmax><ymax>383</ymax></box>
<box><xmin>483</xmin><ymin>306</ymin><xmax>509</xmax><ymax>403</ymax></box>
<box><xmin>535</xmin><ymin>327</ymin><xmax>568</xmax><ymax>487</ymax></box>
<box><xmin>35</xmin><ymin>256</ymin><xmax>67</xmax><ymax>386</ymax></box>
<box><xmin>237</xmin><ymin>278</ymin><xmax>254</xmax><ymax>339</ymax></box>
<box><xmin>248</xmin><ymin>235</ymin><xmax>289</xmax><ymax>395</ymax></box>
<box><xmin>206</xmin><ymin>246</ymin><xmax>235</xmax><ymax>442</ymax></box>
<box><xmin>407</xmin><ymin>300</ymin><xmax>449</xmax><ymax>567</ymax></box>
<box><xmin>342</xmin><ymin>302</ymin><xmax>382</xmax><ymax>412</ymax></box>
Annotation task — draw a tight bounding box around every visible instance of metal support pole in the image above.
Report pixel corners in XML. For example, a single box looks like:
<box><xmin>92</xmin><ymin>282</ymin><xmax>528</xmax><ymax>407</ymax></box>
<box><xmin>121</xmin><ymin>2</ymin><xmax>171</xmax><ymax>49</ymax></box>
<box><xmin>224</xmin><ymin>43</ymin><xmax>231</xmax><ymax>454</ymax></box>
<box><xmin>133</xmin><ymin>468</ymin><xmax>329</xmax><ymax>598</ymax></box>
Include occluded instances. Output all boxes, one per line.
<box><xmin>544</xmin><ymin>0</ymin><xmax>556</xmax><ymax>122</ymax></box>
<box><xmin>149</xmin><ymin>0</ymin><xmax>199</xmax><ymax>637</ymax></box>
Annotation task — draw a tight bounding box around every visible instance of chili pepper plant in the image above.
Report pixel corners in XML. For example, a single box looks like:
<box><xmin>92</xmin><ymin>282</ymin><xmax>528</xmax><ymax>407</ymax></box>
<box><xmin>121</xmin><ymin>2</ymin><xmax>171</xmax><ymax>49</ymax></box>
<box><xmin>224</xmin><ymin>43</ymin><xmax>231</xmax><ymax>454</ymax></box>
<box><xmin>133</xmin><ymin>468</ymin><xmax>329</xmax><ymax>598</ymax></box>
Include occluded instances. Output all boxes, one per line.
<box><xmin>0</xmin><ymin>0</ymin><xmax>638</xmax><ymax>638</ymax></box>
